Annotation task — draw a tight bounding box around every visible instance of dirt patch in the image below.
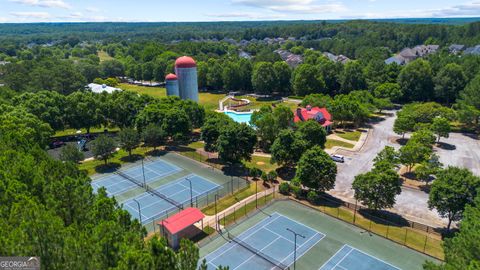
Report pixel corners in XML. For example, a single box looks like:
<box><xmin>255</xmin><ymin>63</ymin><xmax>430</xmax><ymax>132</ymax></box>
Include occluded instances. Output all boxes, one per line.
<box><xmin>256</xmin><ymin>161</ymin><xmax>265</xmax><ymax>165</ymax></box>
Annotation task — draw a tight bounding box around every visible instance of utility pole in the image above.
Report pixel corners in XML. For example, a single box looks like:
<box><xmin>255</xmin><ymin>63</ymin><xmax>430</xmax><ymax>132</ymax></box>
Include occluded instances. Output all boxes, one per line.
<box><xmin>214</xmin><ymin>194</ymin><xmax>219</xmax><ymax>231</ymax></box>
<box><xmin>286</xmin><ymin>228</ymin><xmax>305</xmax><ymax>270</ymax></box>
<box><xmin>141</xmin><ymin>158</ymin><xmax>146</xmax><ymax>187</ymax></box>
<box><xmin>133</xmin><ymin>198</ymin><xmax>142</xmax><ymax>225</ymax></box>
<box><xmin>185</xmin><ymin>177</ymin><xmax>193</xmax><ymax>207</ymax></box>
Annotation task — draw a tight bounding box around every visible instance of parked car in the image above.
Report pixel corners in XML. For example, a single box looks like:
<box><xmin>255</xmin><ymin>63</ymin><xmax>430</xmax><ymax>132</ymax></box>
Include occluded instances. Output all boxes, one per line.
<box><xmin>331</xmin><ymin>154</ymin><xmax>345</xmax><ymax>163</ymax></box>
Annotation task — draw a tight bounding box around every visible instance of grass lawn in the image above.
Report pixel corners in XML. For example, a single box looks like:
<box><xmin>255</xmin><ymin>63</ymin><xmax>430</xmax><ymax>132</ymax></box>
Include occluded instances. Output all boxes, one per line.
<box><xmin>97</xmin><ymin>51</ymin><xmax>114</xmax><ymax>62</ymax></box>
<box><xmin>198</xmin><ymin>92</ymin><xmax>225</xmax><ymax>111</ymax></box>
<box><xmin>218</xmin><ymin>193</ymin><xmax>274</xmax><ymax>226</ymax></box>
<box><xmin>202</xmin><ymin>183</ymin><xmax>264</xmax><ymax>215</ymax></box>
<box><xmin>243</xmin><ymin>155</ymin><xmax>278</xmax><ymax>173</ymax></box>
<box><xmin>53</xmin><ymin>126</ymin><xmax>119</xmax><ymax>137</ymax></box>
<box><xmin>119</xmin><ymin>83</ymin><xmax>167</xmax><ymax>98</ymax></box>
<box><xmin>325</xmin><ymin>139</ymin><xmax>354</xmax><ymax>149</ymax></box>
<box><xmin>79</xmin><ymin>146</ymin><xmax>152</xmax><ymax>175</ymax></box>
<box><xmin>335</xmin><ymin>130</ymin><xmax>362</xmax><ymax>142</ymax></box>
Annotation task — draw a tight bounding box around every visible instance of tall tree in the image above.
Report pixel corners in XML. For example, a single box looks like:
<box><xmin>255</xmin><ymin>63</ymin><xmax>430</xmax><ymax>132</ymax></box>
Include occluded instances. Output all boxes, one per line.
<box><xmin>92</xmin><ymin>134</ymin><xmax>117</xmax><ymax>165</ymax></box>
<box><xmin>142</xmin><ymin>124</ymin><xmax>166</xmax><ymax>150</ymax></box>
<box><xmin>295</xmin><ymin>146</ymin><xmax>337</xmax><ymax>192</ymax></box>
<box><xmin>297</xmin><ymin>120</ymin><xmax>327</xmax><ymax>149</ymax></box>
<box><xmin>398</xmin><ymin>59</ymin><xmax>434</xmax><ymax>101</ymax></box>
<box><xmin>434</xmin><ymin>63</ymin><xmax>466</xmax><ymax>104</ymax></box>
<box><xmin>273</xmin><ymin>61</ymin><xmax>292</xmax><ymax>95</ymax></box>
<box><xmin>118</xmin><ymin>128</ymin><xmax>140</xmax><ymax>158</ymax></box>
<box><xmin>431</xmin><ymin>117</ymin><xmax>451</xmax><ymax>143</ymax></box>
<box><xmin>352</xmin><ymin>167</ymin><xmax>402</xmax><ymax>210</ymax></box>
<box><xmin>270</xmin><ymin>129</ymin><xmax>307</xmax><ymax>167</ymax></box>
<box><xmin>217</xmin><ymin>123</ymin><xmax>257</xmax><ymax>163</ymax></box>
<box><xmin>292</xmin><ymin>64</ymin><xmax>325</xmax><ymax>96</ymax></box>
<box><xmin>428</xmin><ymin>166</ymin><xmax>480</xmax><ymax>230</ymax></box>
<box><xmin>252</xmin><ymin>62</ymin><xmax>277</xmax><ymax>95</ymax></box>
<box><xmin>340</xmin><ymin>61</ymin><xmax>367</xmax><ymax>93</ymax></box>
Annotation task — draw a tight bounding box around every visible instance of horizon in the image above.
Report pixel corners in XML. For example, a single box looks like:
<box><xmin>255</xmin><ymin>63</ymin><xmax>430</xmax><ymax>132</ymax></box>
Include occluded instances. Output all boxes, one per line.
<box><xmin>1</xmin><ymin>0</ymin><xmax>480</xmax><ymax>23</ymax></box>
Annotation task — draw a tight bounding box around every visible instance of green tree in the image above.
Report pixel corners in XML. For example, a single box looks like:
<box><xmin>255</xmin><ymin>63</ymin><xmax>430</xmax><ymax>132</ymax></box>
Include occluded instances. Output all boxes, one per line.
<box><xmin>59</xmin><ymin>144</ymin><xmax>85</xmax><ymax>163</ymax></box>
<box><xmin>222</xmin><ymin>62</ymin><xmax>241</xmax><ymax>91</ymax></box>
<box><xmin>92</xmin><ymin>134</ymin><xmax>117</xmax><ymax>165</ymax></box>
<box><xmin>374</xmin><ymin>83</ymin><xmax>403</xmax><ymax>102</ymax></box>
<box><xmin>297</xmin><ymin>120</ymin><xmax>327</xmax><ymax>149</ymax></box>
<box><xmin>423</xmin><ymin>195</ymin><xmax>480</xmax><ymax>270</ymax></box>
<box><xmin>118</xmin><ymin>128</ymin><xmax>140</xmax><ymax>157</ymax></box>
<box><xmin>273</xmin><ymin>61</ymin><xmax>292</xmax><ymax>95</ymax></box>
<box><xmin>428</xmin><ymin>166</ymin><xmax>480</xmax><ymax>230</ymax></box>
<box><xmin>201</xmin><ymin>113</ymin><xmax>233</xmax><ymax>152</ymax></box>
<box><xmin>352</xmin><ymin>167</ymin><xmax>401</xmax><ymax>210</ymax></box>
<box><xmin>65</xmin><ymin>91</ymin><xmax>102</xmax><ymax>134</ymax></box>
<box><xmin>373</xmin><ymin>146</ymin><xmax>399</xmax><ymax>169</ymax></box>
<box><xmin>292</xmin><ymin>64</ymin><xmax>325</xmax><ymax>96</ymax></box>
<box><xmin>398</xmin><ymin>59</ymin><xmax>433</xmax><ymax>101</ymax></box>
<box><xmin>13</xmin><ymin>91</ymin><xmax>67</xmax><ymax>130</ymax></box>
<box><xmin>434</xmin><ymin>63</ymin><xmax>466</xmax><ymax>104</ymax></box>
<box><xmin>252</xmin><ymin>62</ymin><xmax>277</xmax><ymax>95</ymax></box>
<box><xmin>142</xmin><ymin>124</ymin><xmax>166</xmax><ymax>150</ymax></box>
<box><xmin>393</xmin><ymin>114</ymin><xmax>414</xmax><ymax>138</ymax></box>
<box><xmin>272</xmin><ymin>105</ymin><xmax>294</xmax><ymax>130</ymax></box>
<box><xmin>410</xmin><ymin>128</ymin><xmax>436</xmax><ymax>147</ymax></box>
<box><xmin>217</xmin><ymin>123</ymin><xmax>257</xmax><ymax>163</ymax></box>
<box><xmin>399</xmin><ymin>140</ymin><xmax>432</xmax><ymax>172</ymax></box>
<box><xmin>340</xmin><ymin>61</ymin><xmax>367</xmax><ymax>93</ymax></box>
<box><xmin>295</xmin><ymin>146</ymin><xmax>337</xmax><ymax>192</ymax></box>
<box><xmin>270</xmin><ymin>129</ymin><xmax>307</xmax><ymax>167</ymax></box>
<box><xmin>100</xmin><ymin>59</ymin><xmax>125</xmax><ymax>77</ymax></box>
<box><xmin>456</xmin><ymin>73</ymin><xmax>480</xmax><ymax>131</ymax></box>
<box><xmin>176</xmin><ymin>239</ymin><xmax>199</xmax><ymax>270</ymax></box>
<box><xmin>431</xmin><ymin>117</ymin><xmax>451</xmax><ymax>143</ymax></box>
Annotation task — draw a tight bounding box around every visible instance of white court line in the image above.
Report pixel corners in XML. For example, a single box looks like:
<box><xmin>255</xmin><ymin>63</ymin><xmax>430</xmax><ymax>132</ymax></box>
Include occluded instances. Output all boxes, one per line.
<box><xmin>279</xmin><ymin>231</ymin><xmax>326</xmax><ymax>269</ymax></box>
<box><xmin>262</xmin><ymin>227</ymin><xmax>295</xmax><ymax>245</ymax></box>
<box><xmin>346</xmin><ymin>246</ymin><xmax>401</xmax><ymax>270</ymax></box>
<box><xmin>124</xmin><ymin>201</ymin><xmax>148</xmax><ymax>221</ymax></box>
<box><xmin>205</xmin><ymin>215</ymin><xmax>283</xmax><ymax>264</ymax></box>
<box><xmin>331</xmin><ymin>247</ymin><xmax>354</xmax><ymax>270</ymax></box>
<box><xmin>271</xmin><ymin>211</ymin><xmax>323</xmax><ymax>236</ymax></box>
<box><xmin>233</xmin><ymin>236</ymin><xmax>282</xmax><ymax>270</ymax></box>
<box><xmin>318</xmin><ymin>245</ymin><xmax>351</xmax><ymax>270</ymax></box>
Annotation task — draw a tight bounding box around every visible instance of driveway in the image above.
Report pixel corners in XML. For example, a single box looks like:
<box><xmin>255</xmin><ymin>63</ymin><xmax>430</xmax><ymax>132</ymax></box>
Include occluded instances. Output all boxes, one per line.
<box><xmin>327</xmin><ymin>110</ymin><xmax>449</xmax><ymax>227</ymax></box>
<box><xmin>435</xmin><ymin>133</ymin><xmax>480</xmax><ymax>176</ymax></box>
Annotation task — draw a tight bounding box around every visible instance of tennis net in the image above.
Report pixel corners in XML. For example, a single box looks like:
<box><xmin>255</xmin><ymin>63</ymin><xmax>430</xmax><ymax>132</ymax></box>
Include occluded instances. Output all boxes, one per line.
<box><xmin>116</xmin><ymin>171</ymin><xmax>144</xmax><ymax>188</ymax></box>
<box><xmin>227</xmin><ymin>232</ymin><xmax>288</xmax><ymax>269</ymax></box>
<box><xmin>147</xmin><ymin>186</ymin><xmax>183</xmax><ymax>210</ymax></box>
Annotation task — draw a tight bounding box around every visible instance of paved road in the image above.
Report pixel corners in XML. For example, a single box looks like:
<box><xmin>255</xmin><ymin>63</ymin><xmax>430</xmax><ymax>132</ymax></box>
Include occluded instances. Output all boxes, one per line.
<box><xmin>327</xmin><ymin>110</ymin><xmax>449</xmax><ymax>227</ymax></box>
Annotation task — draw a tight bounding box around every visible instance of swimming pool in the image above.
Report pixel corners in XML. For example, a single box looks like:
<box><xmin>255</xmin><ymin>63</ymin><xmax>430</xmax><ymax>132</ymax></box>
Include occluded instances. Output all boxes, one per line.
<box><xmin>224</xmin><ymin>111</ymin><xmax>252</xmax><ymax>124</ymax></box>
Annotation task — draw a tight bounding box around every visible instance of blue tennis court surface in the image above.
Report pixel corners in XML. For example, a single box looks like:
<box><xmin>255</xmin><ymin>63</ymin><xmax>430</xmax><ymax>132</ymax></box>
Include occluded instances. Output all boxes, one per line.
<box><xmin>319</xmin><ymin>245</ymin><xmax>400</xmax><ymax>270</ymax></box>
<box><xmin>204</xmin><ymin>213</ymin><xmax>324</xmax><ymax>270</ymax></box>
<box><xmin>91</xmin><ymin>159</ymin><xmax>181</xmax><ymax>196</ymax></box>
<box><xmin>124</xmin><ymin>174</ymin><xmax>220</xmax><ymax>223</ymax></box>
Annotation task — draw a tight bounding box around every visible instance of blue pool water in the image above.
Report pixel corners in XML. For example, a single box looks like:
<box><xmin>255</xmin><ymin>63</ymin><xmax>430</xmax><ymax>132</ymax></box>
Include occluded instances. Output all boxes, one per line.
<box><xmin>224</xmin><ymin>111</ymin><xmax>252</xmax><ymax>124</ymax></box>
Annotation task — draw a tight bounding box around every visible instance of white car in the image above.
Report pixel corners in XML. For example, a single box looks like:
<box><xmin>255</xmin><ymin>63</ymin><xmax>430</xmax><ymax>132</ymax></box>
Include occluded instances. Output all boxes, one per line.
<box><xmin>331</xmin><ymin>154</ymin><xmax>345</xmax><ymax>163</ymax></box>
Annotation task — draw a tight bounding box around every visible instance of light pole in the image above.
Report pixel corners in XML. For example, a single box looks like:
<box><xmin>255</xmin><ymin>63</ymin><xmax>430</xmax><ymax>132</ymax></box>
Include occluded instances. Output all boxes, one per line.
<box><xmin>286</xmin><ymin>228</ymin><xmax>305</xmax><ymax>270</ymax></box>
<box><xmin>214</xmin><ymin>194</ymin><xmax>219</xmax><ymax>231</ymax></box>
<box><xmin>255</xmin><ymin>180</ymin><xmax>258</xmax><ymax>208</ymax></box>
<box><xmin>133</xmin><ymin>198</ymin><xmax>142</xmax><ymax>225</ymax></box>
<box><xmin>185</xmin><ymin>177</ymin><xmax>193</xmax><ymax>207</ymax></box>
<box><xmin>141</xmin><ymin>158</ymin><xmax>146</xmax><ymax>187</ymax></box>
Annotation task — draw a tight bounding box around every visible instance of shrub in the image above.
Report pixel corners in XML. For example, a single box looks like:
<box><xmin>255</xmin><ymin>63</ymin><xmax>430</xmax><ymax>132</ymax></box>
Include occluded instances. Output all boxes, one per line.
<box><xmin>307</xmin><ymin>190</ymin><xmax>318</xmax><ymax>203</ymax></box>
<box><xmin>279</xmin><ymin>182</ymin><xmax>290</xmax><ymax>195</ymax></box>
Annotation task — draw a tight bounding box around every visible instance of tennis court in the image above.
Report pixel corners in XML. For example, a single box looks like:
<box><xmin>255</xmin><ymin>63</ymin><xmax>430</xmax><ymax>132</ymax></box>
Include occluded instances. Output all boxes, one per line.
<box><xmin>91</xmin><ymin>159</ymin><xmax>181</xmax><ymax>196</ymax></box>
<box><xmin>124</xmin><ymin>174</ymin><xmax>220</xmax><ymax>224</ymax></box>
<box><xmin>204</xmin><ymin>213</ymin><xmax>324</xmax><ymax>270</ymax></box>
<box><xmin>319</xmin><ymin>245</ymin><xmax>400</xmax><ymax>270</ymax></box>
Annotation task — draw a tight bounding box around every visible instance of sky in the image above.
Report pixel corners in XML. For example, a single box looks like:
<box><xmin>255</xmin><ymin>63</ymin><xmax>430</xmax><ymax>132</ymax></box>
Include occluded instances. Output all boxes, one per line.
<box><xmin>1</xmin><ymin>0</ymin><xmax>480</xmax><ymax>23</ymax></box>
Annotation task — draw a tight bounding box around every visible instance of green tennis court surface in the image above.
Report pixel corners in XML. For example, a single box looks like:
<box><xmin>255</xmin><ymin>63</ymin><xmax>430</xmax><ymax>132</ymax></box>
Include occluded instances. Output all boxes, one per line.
<box><xmin>91</xmin><ymin>159</ymin><xmax>181</xmax><ymax>196</ymax></box>
<box><xmin>199</xmin><ymin>200</ymin><xmax>439</xmax><ymax>270</ymax></box>
<box><xmin>204</xmin><ymin>213</ymin><xmax>324</xmax><ymax>269</ymax></box>
<box><xmin>319</xmin><ymin>245</ymin><xmax>399</xmax><ymax>270</ymax></box>
<box><xmin>123</xmin><ymin>174</ymin><xmax>220</xmax><ymax>224</ymax></box>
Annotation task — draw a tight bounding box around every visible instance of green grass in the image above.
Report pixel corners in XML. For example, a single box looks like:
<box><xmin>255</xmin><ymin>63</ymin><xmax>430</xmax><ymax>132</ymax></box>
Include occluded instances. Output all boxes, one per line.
<box><xmin>78</xmin><ymin>146</ymin><xmax>152</xmax><ymax>175</ymax></box>
<box><xmin>242</xmin><ymin>155</ymin><xmax>278</xmax><ymax>173</ymax></box>
<box><xmin>218</xmin><ymin>193</ymin><xmax>274</xmax><ymax>226</ymax></box>
<box><xmin>53</xmin><ymin>126</ymin><xmax>119</xmax><ymax>137</ymax></box>
<box><xmin>325</xmin><ymin>139</ymin><xmax>354</xmax><ymax>149</ymax></box>
<box><xmin>202</xmin><ymin>183</ymin><xmax>259</xmax><ymax>215</ymax></box>
<box><xmin>198</xmin><ymin>92</ymin><xmax>225</xmax><ymax>111</ymax></box>
<box><xmin>97</xmin><ymin>51</ymin><xmax>114</xmax><ymax>62</ymax></box>
<box><xmin>119</xmin><ymin>83</ymin><xmax>167</xmax><ymax>98</ymax></box>
<box><xmin>188</xmin><ymin>141</ymin><xmax>205</xmax><ymax>149</ymax></box>
<box><xmin>335</xmin><ymin>130</ymin><xmax>362</xmax><ymax>142</ymax></box>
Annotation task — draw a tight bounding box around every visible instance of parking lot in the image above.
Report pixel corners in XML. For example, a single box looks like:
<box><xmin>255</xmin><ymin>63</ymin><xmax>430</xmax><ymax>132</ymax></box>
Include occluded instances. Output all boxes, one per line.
<box><xmin>328</xmin><ymin>110</ymin><xmax>472</xmax><ymax>227</ymax></box>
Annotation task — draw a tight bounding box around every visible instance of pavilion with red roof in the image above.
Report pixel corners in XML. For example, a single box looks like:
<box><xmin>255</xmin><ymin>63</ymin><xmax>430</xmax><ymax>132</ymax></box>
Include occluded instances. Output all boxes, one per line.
<box><xmin>294</xmin><ymin>105</ymin><xmax>333</xmax><ymax>131</ymax></box>
<box><xmin>159</xmin><ymin>207</ymin><xmax>205</xmax><ymax>249</ymax></box>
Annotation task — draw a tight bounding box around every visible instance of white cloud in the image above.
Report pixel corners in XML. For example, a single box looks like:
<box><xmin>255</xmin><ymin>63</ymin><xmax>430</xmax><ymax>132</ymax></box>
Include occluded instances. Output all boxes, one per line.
<box><xmin>205</xmin><ymin>12</ymin><xmax>286</xmax><ymax>20</ymax></box>
<box><xmin>9</xmin><ymin>11</ymin><xmax>51</xmax><ymax>19</ymax></box>
<box><xmin>9</xmin><ymin>0</ymin><xmax>71</xmax><ymax>9</ymax></box>
<box><xmin>85</xmin><ymin>7</ymin><xmax>100</xmax><ymax>13</ymax></box>
<box><xmin>232</xmin><ymin>0</ymin><xmax>347</xmax><ymax>14</ymax></box>
<box><xmin>431</xmin><ymin>1</ymin><xmax>480</xmax><ymax>17</ymax></box>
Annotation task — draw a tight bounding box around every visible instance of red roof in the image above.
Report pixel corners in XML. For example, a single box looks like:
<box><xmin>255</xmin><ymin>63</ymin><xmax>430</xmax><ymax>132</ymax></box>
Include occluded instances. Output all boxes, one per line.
<box><xmin>159</xmin><ymin>208</ymin><xmax>204</xmax><ymax>235</ymax></box>
<box><xmin>165</xmin><ymin>73</ymin><xmax>178</xmax><ymax>80</ymax></box>
<box><xmin>294</xmin><ymin>106</ymin><xmax>333</xmax><ymax>127</ymax></box>
<box><xmin>175</xmin><ymin>56</ymin><xmax>196</xmax><ymax>68</ymax></box>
